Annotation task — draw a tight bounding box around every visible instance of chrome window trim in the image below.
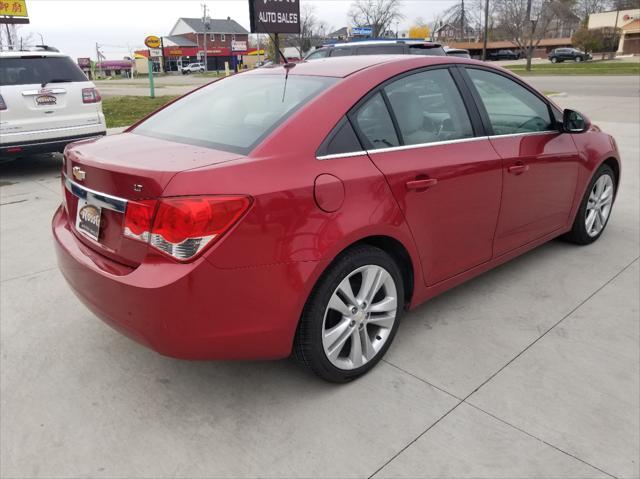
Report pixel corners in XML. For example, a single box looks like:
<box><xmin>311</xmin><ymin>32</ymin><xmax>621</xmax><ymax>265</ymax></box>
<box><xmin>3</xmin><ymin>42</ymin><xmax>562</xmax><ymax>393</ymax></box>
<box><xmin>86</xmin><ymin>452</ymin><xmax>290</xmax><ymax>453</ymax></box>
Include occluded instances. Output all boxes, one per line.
<box><xmin>316</xmin><ymin>150</ymin><xmax>368</xmax><ymax>161</ymax></box>
<box><xmin>488</xmin><ymin>130</ymin><xmax>559</xmax><ymax>140</ymax></box>
<box><xmin>64</xmin><ymin>175</ymin><xmax>128</xmax><ymax>213</ymax></box>
<box><xmin>315</xmin><ymin>129</ymin><xmax>560</xmax><ymax>160</ymax></box>
<box><xmin>366</xmin><ymin>135</ymin><xmax>488</xmax><ymax>155</ymax></box>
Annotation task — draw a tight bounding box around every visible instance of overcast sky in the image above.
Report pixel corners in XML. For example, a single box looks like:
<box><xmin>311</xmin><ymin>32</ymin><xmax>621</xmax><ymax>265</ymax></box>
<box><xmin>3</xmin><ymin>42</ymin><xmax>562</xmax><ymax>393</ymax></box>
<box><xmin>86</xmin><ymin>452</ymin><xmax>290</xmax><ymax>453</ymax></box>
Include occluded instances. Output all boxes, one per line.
<box><xmin>17</xmin><ymin>0</ymin><xmax>457</xmax><ymax>60</ymax></box>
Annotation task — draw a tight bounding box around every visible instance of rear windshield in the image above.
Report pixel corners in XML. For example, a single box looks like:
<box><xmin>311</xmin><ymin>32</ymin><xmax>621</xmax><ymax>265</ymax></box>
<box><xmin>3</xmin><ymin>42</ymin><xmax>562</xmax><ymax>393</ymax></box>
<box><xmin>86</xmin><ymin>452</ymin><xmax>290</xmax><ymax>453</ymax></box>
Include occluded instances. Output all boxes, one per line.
<box><xmin>0</xmin><ymin>56</ymin><xmax>87</xmax><ymax>86</ymax></box>
<box><xmin>134</xmin><ymin>74</ymin><xmax>336</xmax><ymax>155</ymax></box>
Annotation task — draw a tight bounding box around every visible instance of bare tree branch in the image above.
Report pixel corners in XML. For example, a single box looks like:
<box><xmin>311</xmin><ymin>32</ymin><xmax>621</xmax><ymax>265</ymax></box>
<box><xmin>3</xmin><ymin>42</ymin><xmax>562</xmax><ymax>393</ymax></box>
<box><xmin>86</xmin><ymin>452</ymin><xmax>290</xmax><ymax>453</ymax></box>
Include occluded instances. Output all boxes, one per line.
<box><xmin>348</xmin><ymin>0</ymin><xmax>405</xmax><ymax>38</ymax></box>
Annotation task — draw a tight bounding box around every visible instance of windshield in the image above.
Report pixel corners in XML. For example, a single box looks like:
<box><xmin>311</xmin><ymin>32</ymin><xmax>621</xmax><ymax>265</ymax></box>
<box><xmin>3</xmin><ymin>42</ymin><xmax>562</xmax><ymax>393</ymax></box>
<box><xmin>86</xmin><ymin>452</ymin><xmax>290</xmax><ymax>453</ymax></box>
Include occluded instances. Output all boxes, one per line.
<box><xmin>134</xmin><ymin>74</ymin><xmax>336</xmax><ymax>154</ymax></box>
<box><xmin>0</xmin><ymin>56</ymin><xmax>87</xmax><ymax>86</ymax></box>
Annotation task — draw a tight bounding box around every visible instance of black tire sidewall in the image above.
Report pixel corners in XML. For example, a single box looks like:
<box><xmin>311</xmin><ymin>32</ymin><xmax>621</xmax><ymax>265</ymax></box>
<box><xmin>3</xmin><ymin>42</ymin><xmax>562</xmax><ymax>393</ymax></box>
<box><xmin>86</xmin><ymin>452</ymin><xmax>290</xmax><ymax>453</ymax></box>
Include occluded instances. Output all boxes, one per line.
<box><xmin>570</xmin><ymin>164</ymin><xmax>616</xmax><ymax>244</ymax></box>
<box><xmin>296</xmin><ymin>246</ymin><xmax>405</xmax><ymax>383</ymax></box>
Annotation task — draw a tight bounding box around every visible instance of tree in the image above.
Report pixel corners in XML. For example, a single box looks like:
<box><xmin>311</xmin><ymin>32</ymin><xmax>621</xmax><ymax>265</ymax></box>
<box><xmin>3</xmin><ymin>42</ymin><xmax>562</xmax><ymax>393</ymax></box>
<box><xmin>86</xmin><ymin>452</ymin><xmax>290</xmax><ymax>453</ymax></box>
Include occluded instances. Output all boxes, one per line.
<box><xmin>572</xmin><ymin>25</ymin><xmax>605</xmax><ymax>51</ymax></box>
<box><xmin>572</xmin><ymin>25</ymin><xmax>621</xmax><ymax>53</ymax></box>
<box><xmin>286</xmin><ymin>4</ymin><xmax>320</xmax><ymax>57</ymax></box>
<box><xmin>573</xmin><ymin>0</ymin><xmax>610</xmax><ymax>22</ymax></box>
<box><xmin>348</xmin><ymin>0</ymin><xmax>405</xmax><ymax>38</ymax></box>
<box><xmin>495</xmin><ymin>0</ymin><xmax>574</xmax><ymax>71</ymax></box>
<box><xmin>408</xmin><ymin>17</ymin><xmax>430</xmax><ymax>39</ymax></box>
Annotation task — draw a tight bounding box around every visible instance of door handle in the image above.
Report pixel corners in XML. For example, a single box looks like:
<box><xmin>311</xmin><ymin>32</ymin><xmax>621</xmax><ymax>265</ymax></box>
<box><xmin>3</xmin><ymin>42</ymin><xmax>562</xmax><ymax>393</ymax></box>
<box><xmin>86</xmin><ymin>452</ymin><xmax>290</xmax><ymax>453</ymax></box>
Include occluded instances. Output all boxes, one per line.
<box><xmin>507</xmin><ymin>163</ymin><xmax>529</xmax><ymax>175</ymax></box>
<box><xmin>406</xmin><ymin>178</ymin><xmax>438</xmax><ymax>190</ymax></box>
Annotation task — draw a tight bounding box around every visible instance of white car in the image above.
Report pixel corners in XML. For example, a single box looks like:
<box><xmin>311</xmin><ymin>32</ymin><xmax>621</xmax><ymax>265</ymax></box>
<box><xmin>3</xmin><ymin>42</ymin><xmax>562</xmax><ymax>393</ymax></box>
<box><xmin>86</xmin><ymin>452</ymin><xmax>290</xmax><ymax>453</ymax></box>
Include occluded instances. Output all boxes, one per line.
<box><xmin>181</xmin><ymin>63</ymin><xmax>205</xmax><ymax>74</ymax></box>
<box><xmin>0</xmin><ymin>48</ymin><xmax>106</xmax><ymax>160</ymax></box>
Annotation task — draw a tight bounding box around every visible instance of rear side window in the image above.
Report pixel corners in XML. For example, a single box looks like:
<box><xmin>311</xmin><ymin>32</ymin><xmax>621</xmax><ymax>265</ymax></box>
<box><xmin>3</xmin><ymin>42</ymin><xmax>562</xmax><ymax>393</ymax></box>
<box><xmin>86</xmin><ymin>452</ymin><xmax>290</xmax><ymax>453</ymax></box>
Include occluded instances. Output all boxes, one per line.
<box><xmin>466</xmin><ymin>68</ymin><xmax>554</xmax><ymax>135</ymax></box>
<box><xmin>408</xmin><ymin>45</ymin><xmax>446</xmax><ymax>56</ymax></box>
<box><xmin>317</xmin><ymin>118</ymin><xmax>363</xmax><ymax>157</ymax></box>
<box><xmin>134</xmin><ymin>74</ymin><xmax>336</xmax><ymax>155</ymax></box>
<box><xmin>0</xmin><ymin>56</ymin><xmax>87</xmax><ymax>86</ymax></box>
<box><xmin>352</xmin><ymin>92</ymin><xmax>399</xmax><ymax>149</ymax></box>
<box><xmin>357</xmin><ymin>45</ymin><xmax>403</xmax><ymax>55</ymax></box>
<box><xmin>329</xmin><ymin>48</ymin><xmax>352</xmax><ymax>57</ymax></box>
<box><xmin>384</xmin><ymin>69</ymin><xmax>474</xmax><ymax>145</ymax></box>
<box><xmin>306</xmin><ymin>49</ymin><xmax>329</xmax><ymax>60</ymax></box>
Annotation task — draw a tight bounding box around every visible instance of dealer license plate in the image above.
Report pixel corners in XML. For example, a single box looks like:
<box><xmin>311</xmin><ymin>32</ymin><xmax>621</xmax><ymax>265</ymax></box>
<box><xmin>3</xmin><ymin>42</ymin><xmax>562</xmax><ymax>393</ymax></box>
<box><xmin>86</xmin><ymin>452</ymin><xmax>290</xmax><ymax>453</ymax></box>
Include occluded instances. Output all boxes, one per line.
<box><xmin>75</xmin><ymin>199</ymin><xmax>102</xmax><ymax>241</ymax></box>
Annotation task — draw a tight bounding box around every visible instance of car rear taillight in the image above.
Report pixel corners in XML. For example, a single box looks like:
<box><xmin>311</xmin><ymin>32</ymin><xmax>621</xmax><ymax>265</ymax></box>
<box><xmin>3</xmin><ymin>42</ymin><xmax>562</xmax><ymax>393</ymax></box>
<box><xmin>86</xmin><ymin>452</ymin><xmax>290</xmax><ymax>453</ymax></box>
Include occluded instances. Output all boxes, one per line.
<box><xmin>0</xmin><ymin>94</ymin><xmax>6</xmax><ymax>110</ymax></box>
<box><xmin>82</xmin><ymin>88</ymin><xmax>101</xmax><ymax>103</ymax></box>
<box><xmin>124</xmin><ymin>196</ymin><xmax>251</xmax><ymax>261</ymax></box>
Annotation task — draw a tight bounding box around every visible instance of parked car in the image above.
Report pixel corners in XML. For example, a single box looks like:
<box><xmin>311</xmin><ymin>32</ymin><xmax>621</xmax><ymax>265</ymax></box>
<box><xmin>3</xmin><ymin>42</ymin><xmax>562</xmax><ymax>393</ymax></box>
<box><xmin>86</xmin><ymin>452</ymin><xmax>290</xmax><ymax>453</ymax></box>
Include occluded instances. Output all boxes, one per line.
<box><xmin>181</xmin><ymin>63</ymin><xmax>205</xmax><ymax>74</ymax></box>
<box><xmin>486</xmin><ymin>49</ymin><xmax>520</xmax><ymax>60</ymax></box>
<box><xmin>304</xmin><ymin>40</ymin><xmax>446</xmax><ymax>60</ymax></box>
<box><xmin>548</xmin><ymin>48</ymin><xmax>592</xmax><ymax>63</ymax></box>
<box><xmin>53</xmin><ymin>55</ymin><xmax>620</xmax><ymax>382</ymax></box>
<box><xmin>444</xmin><ymin>47</ymin><xmax>471</xmax><ymax>58</ymax></box>
<box><xmin>0</xmin><ymin>48</ymin><xmax>106</xmax><ymax>160</ymax></box>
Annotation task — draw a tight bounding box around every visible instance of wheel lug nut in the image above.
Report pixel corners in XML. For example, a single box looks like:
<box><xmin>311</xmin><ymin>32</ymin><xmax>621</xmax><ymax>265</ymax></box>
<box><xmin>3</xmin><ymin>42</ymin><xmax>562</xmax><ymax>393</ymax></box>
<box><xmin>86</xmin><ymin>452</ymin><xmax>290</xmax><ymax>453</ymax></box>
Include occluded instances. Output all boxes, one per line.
<box><xmin>349</xmin><ymin>320</ymin><xmax>356</xmax><ymax>327</ymax></box>
<box><xmin>350</xmin><ymin>306</ymin><xmax>358</xmax><ymax>315</ymax></box>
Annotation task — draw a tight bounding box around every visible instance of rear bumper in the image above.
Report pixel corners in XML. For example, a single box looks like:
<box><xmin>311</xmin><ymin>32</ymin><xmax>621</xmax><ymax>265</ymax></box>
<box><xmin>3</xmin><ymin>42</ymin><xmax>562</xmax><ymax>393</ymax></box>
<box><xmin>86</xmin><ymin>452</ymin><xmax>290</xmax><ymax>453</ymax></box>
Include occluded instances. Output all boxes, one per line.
<box><xmin>52</xmin><ymin>205</ymin><xmax>321</xmax><ymax>360</ymax></box>
<box><xmin>0</xmin><ymin>131</ymin><xmax>106</xmax><ymax>158</ymax></box>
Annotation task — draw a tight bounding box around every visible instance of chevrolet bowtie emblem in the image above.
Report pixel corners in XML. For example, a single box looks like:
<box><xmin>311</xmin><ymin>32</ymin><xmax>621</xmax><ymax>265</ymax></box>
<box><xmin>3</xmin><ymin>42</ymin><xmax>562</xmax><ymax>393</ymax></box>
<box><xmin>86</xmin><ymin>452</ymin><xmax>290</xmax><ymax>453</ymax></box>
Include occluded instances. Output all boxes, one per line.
<box><xmin>72</xmin><ymin>166</ymin><xmax>86</xmax><ymax>181</ymax></box>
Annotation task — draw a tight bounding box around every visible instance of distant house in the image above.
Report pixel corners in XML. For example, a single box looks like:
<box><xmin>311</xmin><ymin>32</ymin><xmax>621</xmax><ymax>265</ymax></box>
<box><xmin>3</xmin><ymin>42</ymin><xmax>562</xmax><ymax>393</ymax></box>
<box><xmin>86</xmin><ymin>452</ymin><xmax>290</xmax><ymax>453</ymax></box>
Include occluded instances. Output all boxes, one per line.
<box><xmin>167</xmin><ymin>16</ymin><xmax>250</xmax><ymax>71</ymax></box>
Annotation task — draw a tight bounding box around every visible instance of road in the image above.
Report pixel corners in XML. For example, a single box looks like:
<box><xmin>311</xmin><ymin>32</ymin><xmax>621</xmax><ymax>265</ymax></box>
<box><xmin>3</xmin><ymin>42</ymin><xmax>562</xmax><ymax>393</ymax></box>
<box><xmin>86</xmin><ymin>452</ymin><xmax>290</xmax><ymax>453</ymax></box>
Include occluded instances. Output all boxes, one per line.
<box><xmin>1</xmin><ymin>77</ymin><xmax>638</xmax><ymax>478</ymax></box>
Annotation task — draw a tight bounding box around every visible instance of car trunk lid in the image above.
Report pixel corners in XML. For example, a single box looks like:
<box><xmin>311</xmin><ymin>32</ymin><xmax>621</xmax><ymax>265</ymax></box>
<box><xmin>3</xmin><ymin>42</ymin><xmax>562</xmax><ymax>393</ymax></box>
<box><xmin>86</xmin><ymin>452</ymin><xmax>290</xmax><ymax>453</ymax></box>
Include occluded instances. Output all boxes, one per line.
<box><xmin>63</xmin><ymin>133</ymin><xmax>245</xmax><ymax>266</ymax></box>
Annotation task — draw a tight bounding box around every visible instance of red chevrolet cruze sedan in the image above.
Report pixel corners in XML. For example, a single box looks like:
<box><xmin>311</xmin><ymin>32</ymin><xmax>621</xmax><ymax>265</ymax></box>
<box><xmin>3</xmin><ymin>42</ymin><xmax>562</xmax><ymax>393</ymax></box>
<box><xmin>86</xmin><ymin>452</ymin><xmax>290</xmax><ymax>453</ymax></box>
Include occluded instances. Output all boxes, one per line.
<box><xmin>53</xmin><ymin>56</ymin><xmax>620</xmax><ymax>382</ymax></box>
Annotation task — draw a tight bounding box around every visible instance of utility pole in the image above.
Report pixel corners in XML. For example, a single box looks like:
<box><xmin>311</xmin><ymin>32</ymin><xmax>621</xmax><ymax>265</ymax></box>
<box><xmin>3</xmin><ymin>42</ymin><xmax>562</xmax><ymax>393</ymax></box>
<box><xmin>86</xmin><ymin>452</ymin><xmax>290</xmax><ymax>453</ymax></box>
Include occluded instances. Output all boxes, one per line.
<box><xmin>460</xmin><ymin>0</ymin><xmax>465</xmax><ymax>41</ymax></box>
<box><xmin>524</xmin><ymin>0</ymin><xmax>533</xmax><ymax>71</ymax></box>
<box><xmin>274</xmin><ymin>33</ymin><xmax>280</xmax><ymax>64</ymax></box>
<box><xmin>482</xmin><ymin>0</ymin><xmax>489</xmax><ymax>60</ymax></box>
<box><xmin>202</xmin><ymin>2</ymin><xmax>209</xmax><ymax>71</ymax></box>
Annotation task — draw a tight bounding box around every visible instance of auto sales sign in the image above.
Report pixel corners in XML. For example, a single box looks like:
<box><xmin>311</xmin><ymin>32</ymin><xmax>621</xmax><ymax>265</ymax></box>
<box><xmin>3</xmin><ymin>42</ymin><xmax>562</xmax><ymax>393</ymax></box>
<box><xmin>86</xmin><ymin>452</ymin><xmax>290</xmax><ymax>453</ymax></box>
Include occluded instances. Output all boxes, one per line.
<box><xmin>249</xmin><ymin>0</ymin><xmax>300</xmax><ymax>34</ymax></box>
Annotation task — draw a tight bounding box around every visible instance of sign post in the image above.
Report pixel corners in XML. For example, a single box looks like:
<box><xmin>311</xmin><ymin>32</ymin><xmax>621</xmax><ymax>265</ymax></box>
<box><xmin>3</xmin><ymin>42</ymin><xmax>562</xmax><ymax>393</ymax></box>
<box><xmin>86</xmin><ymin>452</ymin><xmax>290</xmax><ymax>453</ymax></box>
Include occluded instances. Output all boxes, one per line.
<box><xmin>144</xmin><ymin>35</ymin><xmax>161</xmax><ymax>98</ymax></box>
<box><xmin>248</xmin><ymin>0</ymin><xmax>300</xmax><ymax>63</ymax></box>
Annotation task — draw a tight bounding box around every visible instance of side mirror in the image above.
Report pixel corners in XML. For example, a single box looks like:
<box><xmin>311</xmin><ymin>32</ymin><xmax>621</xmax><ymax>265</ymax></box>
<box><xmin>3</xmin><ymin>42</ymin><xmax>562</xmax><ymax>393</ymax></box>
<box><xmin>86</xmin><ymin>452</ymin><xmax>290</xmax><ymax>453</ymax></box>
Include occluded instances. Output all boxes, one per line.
<box><xmin>562</xmin><ymin>109</ymin><xmax>590</xmax><ymax>133</ymax></box>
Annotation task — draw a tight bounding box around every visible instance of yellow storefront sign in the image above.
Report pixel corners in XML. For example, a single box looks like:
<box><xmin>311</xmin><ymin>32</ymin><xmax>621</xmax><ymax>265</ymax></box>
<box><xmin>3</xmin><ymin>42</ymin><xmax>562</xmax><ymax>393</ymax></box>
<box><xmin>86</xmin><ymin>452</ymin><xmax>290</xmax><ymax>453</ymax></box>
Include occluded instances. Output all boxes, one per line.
<box><xmin>0</xmin><ymin>0</ymin><xmax>28</xmax><ymax>17</ymax></box>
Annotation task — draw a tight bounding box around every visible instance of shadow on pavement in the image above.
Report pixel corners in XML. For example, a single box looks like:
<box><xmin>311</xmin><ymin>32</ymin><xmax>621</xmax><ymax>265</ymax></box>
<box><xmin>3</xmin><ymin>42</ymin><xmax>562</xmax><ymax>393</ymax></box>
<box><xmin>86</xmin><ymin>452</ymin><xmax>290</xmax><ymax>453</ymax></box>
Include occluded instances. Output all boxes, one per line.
<box><xmin>0</xmin><ymin>153</ymin><xmax>62</xmax><ymax>182</ymax></box>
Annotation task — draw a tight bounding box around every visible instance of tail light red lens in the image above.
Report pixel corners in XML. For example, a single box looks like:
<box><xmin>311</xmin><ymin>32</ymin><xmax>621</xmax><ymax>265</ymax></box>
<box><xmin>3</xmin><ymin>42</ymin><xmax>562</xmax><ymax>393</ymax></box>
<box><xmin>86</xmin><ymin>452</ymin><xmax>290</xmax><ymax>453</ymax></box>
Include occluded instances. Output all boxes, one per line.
<box><xmin>0</xmin><ymin>94</ymin><xmax>7</xmax><ymax>110</ymax></box>
<box><xmin>123</xmin><ymin>200</ymin><xmax>157</xmax><ymax>242</ymax></box>
<box><xmin>124</xmin><ymin>196</ymin><xmax>251</xmax><ymax>261</ymax></box>
<box><xmin>82</xmin><ymin>88</ymin><xmax>101</xmax><ymax>103</ymax></box>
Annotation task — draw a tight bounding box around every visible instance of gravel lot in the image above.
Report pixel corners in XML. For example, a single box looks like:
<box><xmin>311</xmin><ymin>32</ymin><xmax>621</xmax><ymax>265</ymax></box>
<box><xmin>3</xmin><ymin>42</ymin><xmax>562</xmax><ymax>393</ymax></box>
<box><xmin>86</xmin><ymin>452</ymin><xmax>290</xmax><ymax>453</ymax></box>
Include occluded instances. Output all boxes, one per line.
<box><xmin>1</xmin><ymin>76</ymin><xmax>638</xmax><ymax>478</ymax></box>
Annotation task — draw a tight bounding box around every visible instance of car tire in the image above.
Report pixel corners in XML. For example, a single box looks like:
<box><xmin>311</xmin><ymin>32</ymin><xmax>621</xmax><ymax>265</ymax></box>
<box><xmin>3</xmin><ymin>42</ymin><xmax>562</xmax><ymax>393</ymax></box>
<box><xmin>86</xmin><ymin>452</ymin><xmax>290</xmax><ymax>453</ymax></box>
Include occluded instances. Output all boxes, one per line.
<box><xmin>575</xmin><ymin>56</ymin><xmax>583</xmax><ymax>62</ymax></box>
<box><xmin>294</xmin><ymin>245</ymin><xmax>404</xmax><ymax>383</ymax></box>
<box><xmin>563</xmin><ymin>164</ymin><xmax>616</xmax><ymax>245</ymax></box>
<box><xmin>551</xmin><ymin>57</ymin><xmax>558</xmax><ymax>63</ymax></box>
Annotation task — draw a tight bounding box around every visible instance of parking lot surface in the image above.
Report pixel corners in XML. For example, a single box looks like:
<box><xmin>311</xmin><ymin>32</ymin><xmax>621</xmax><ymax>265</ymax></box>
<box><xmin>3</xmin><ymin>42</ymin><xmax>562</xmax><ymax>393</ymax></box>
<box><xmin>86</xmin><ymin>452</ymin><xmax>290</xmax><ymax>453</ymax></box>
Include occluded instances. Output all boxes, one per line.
<box><xmin>1</xmin><ymin>76</ymin><xmax>638</xmax><ymax>478</ymax></box>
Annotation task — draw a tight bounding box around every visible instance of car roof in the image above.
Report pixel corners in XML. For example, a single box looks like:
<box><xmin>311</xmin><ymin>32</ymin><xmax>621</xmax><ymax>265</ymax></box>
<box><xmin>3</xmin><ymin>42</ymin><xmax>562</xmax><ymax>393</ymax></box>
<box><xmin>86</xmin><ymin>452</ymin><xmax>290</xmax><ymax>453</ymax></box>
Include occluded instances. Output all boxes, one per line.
<box><xmin>329</xmin><ymin>39</ymin><xmax>441</xmax><ymax>47</ymax></box>
<box><xmin>0</xmin><ymin>50</ymin><xmax>68</xmax><ymax>58</ymax></box>
<box><xmin>247</xmin><ymin>54</ymin><xmax>478</xmax><ymax>79</ymax></box>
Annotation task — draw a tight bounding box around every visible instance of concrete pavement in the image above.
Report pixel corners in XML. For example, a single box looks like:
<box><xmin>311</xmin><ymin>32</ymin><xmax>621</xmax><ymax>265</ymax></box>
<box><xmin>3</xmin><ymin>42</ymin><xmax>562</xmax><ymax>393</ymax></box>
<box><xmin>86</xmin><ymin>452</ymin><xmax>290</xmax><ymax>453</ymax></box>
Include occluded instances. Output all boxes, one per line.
<box><xmin>1</xmin><ymin>79</ymin><xmax>638</xmax><ymax>478</ymax></box>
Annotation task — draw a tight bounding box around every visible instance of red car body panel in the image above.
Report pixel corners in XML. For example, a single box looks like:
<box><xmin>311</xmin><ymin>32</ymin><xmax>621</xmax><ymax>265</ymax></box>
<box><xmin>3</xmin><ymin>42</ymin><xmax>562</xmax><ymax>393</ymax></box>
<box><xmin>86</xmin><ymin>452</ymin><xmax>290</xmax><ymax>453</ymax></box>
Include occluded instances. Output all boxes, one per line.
<box><xmin>53</xmin><ymin>56</ymin><xmax>620</xmax><ymax>360</ymax></box>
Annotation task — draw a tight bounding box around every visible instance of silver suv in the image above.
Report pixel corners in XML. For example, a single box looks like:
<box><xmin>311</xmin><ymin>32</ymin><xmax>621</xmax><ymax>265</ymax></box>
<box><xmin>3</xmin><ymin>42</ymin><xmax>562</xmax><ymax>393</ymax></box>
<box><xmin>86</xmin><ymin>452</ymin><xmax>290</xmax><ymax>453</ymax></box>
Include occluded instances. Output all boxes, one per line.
<box><xmin>0</xmin><ymin>48</ymin><xmax>106</xmax><ymax>160</ymax></box>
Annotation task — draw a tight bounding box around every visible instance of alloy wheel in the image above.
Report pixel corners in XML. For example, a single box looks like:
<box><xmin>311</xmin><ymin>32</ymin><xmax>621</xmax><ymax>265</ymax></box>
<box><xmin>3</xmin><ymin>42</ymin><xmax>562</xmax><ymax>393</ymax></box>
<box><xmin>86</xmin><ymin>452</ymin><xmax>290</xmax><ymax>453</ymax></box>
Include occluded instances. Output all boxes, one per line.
<box><xmin>585</xmin><ymin>174</ymin><xmax>614</xmax><ymax>237</ymax></box>
<box><xmin>321</xmin><ymin>265</ymin><xmax>397</xmax><ymax>370</ymax></box>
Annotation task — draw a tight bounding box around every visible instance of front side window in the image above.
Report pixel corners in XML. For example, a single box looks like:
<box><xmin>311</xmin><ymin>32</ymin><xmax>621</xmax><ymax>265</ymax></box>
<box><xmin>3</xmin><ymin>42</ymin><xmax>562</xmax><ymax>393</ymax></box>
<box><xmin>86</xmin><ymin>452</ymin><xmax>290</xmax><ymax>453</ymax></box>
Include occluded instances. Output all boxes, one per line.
<box><xmin>306</xmin><ymin>49</ymin><xmax>329</xmax><ymax>60</ymax></box>
<box><xmin>384</xmin><ymin>69</ymin><xmax>474</xmax><ymax>145</ymax></box>
<box><xmin>352</xmin><ymin>92</ymin><xmax>399</xmax><ymax>149</ymax></box>
<box><xmin>134</xmin><ymin>74</ymin><xmax>336</xmax><ymax>154</ymax></box>
<box><xmin>467</xmin><ymin>68</ymin><xmax>554</xmax><ymax>135</ymax></box>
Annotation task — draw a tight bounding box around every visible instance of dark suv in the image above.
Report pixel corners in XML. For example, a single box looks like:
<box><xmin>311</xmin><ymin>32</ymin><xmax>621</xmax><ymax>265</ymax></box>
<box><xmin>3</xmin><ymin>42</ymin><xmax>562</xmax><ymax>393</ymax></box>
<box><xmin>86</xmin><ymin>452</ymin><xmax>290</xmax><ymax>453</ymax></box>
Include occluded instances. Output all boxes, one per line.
<box><xmin>548</xmin><ymin>48</ymin><xmax>591</xmax><ymax>63</ymax></box>
<box><xmin>304</xmin><ymin>40</ymin><xmax>446</xmax><ymax>60</ymax></box>
<box><xmin>486</xmin><ymin>49</ymin><xmax>520</xmax><ymax>60</ymax></box>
